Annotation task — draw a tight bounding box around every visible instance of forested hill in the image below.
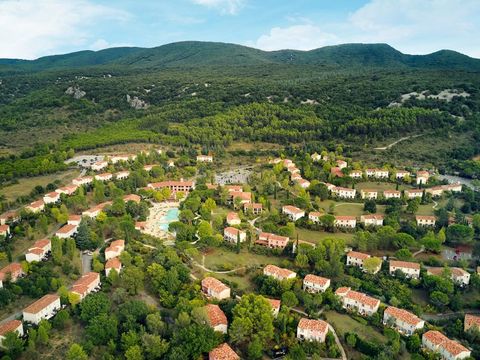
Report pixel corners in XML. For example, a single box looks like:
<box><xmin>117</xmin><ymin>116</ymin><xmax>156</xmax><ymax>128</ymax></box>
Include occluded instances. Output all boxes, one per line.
<box><xmin>1</xmin><ymin>41</ymin><xmax>480</xmax><ymax>72</ymax></box>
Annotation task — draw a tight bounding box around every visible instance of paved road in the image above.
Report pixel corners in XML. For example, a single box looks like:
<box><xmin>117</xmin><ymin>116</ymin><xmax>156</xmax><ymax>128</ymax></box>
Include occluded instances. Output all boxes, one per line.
<box><xmin>81</xmin><ymin>252</ymin><xmax>93</xmax><ymax>274</ymax></box>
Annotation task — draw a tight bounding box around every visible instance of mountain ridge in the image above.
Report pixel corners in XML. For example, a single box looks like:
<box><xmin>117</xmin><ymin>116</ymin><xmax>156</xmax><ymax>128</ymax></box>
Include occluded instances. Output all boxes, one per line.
<box><xmin>1</xmin><ymin>41</ymin><xmax>479</xmax><ymax>72</ymax></box>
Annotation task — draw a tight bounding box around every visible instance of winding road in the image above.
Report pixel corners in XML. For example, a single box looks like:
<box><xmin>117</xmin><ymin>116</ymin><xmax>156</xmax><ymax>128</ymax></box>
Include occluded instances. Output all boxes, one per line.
<box><xmin>374</xmin><ymin>134</ymin><xmax>424</xmax><ymax>150</ymax></box>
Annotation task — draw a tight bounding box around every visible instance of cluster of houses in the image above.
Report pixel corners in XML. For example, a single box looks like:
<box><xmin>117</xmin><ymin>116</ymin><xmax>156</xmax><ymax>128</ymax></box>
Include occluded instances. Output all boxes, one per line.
<box><xmin>278</xmin><ymin>203</ymin><xmax>439</xmax><ymax>229</ymax></box>
<box><xmin>199</xmin><ymin>261</ymin><xmax>473</xmax><ymax>359</ymax></box>
<box><xmin>346</xmin><ymin>250</ymin><xmax>472</xmax><ymax>286</ymax></box>
<box><xmin>0</xmin><ymin>238</ymin><xmax>126</xmax><ymax>347</ymax></box>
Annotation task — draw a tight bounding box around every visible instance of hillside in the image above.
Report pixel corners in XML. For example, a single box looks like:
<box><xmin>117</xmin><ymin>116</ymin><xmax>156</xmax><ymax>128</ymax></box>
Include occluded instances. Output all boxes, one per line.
<box><xmin>1</xmin><ymin>41</ymin><xmax>480</xmax><ymax>72</ymax></box>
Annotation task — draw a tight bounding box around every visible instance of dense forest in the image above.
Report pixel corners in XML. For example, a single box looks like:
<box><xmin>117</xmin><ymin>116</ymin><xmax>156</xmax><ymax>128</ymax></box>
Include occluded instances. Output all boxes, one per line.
<box><xmin>1</xmin><ymin>42</ymin><xmax>480</xmax><ymax>184</ymax></box>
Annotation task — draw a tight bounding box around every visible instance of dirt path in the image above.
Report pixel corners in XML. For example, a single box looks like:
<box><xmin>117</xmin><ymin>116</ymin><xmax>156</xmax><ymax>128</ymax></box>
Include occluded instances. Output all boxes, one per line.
<box><xmin>374</xmin><ymin>134</ymin><xmax>423</xmax><ymax>150</ymax></box>
<box><xmin>191</xmin><ymin>254</ymin><xmax>245</xmax><ymax>274</ymax></box>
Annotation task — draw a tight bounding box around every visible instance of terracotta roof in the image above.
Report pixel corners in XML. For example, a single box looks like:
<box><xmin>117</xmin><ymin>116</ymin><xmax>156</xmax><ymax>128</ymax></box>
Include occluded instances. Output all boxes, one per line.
<box><xmin>230</xmin><ymin>191</ymin><xmax>251</xmax><ymax>201</ymax></box>
<box><xmin>209</xmin><ymin>343</ymin><xmax>239</xmax><ymax>360</ymax></box>
<box><xmin>406</xmin><ymin>189</ymin><xmax>423</xmax><ymax>194</ymax></box>
<box><xmin>465</xmin><ymin>314</ymin><xmax>480</xmax><ymax>330</ymax></box>
<box><xmin>423</xmin><ymin>330</ymin><xmax>469</xmax><ymax>357</ymax></box>
<box><xmin>0</xmin><ymin>224</ymin><xmax>9</xmax><ymax>233</ymax></box>
<box><xmin>0</xmin><ymin>320</ymin><xmax>22</xmax><ymax>336</ymax></box>
<box><xmin>27</xmin><ymin>248</ymin><xmax>44</xmax><ymax>256</ymax></box>
<box><xmin>259</xmin><ymin>232</ymin><xmax>289</xmax><ymax>243</ymax></box>
<box><xmin>150</xmin><ymin>180</ymin><xmax>194</xmax><ymax>188</ymax></box>
<box><xmin>335</xmin><ymin>287</ymin><xmax>351</xmax><ymax>296</ymax></box>
<box><xmin>56</xmin><ymin>224</ymin><xmax>77</xmax><ymax>234</ymax></box>
<box><xmin>24</xmin><ymin>294</ymin><xmax>59</xmax><ymax>314</ymax></box>
<box><xmin>106</xmin><ymin>239</ymin><xmax>125</xmax><ymax>254</ymax></box>
<box><xmin>28</xmin><ymin>200</ymin><xmax>44</xmax><ymax>209</ymax></box>
<box><xmin>202</xmin><ymin>277</ymin><xmax>229</xmax><ymax>294</ymax></box>
<box><xmin>68</xmin><ymin>215</ymin><xmax>81</xmax><ymax>221</ymax></box>
<box><xmin>267</xmin><ymin>298</ymin><xmax>281</xmax><ymax>311</ymax></box>
<box><xmin>72</xmin><ymin>272</ymin><xmax>99</xmax><ymax>289</ymax></box>
<box><xmin>361</xmin><ymin>189</ymin><xmax>378</xmax><ymax>193</ymax></box>
<box><xmin>361</xmin><ymin>214</ymin><xmax>384</xmax><ymax>220</ymax></box>
<box><xmin>332</xmin><ymin>186</ymin><xmax>355</xmax><ymax>192</ymax></box>
<box><xmin>224</xmin><ymin>227</ymin><xmax>243</xmax><ymax>237</ymax></box>
<box><xmin>428</xmin><ymin>267</ymin><xmax>469</xmax><ymax>278</ymax></box>
<box><xmin>282</xmin><ymin>205</ymin><xmax>304</xmax><ymax>214</ymax></box>
<box><xmin>417</xmin><ymin>171</ymin><xmax>429</xmax><ymax>176</ymax></box>
<box><xmin>44</xmin><ymin>191</ymin><xmax>59</xmax><ymax>198</ymax></box>
<box><xmin>335</xmin><ymin>215</ymin><xmax>356</xmax><ymax>221</ymax></box>
<box><xmin>226</xmin><ymin>212</ymin><xmax>240</xmax><ymax>222</ymax></box>
<box><xmin>298</xmin><ymin>318</ymin><xmax>328</xmax><ymax>335</ymax></box>
<box><xmin>205</xmin><ymin>304</ymin><xmax>228</xmax><ymax>327</ymax></box>
<box><xmin>264</xmin><ymin>264</ymin><xmax>296</xmax><ymax>279</ymax></box>
<box><xmin>304</xmin><ymin>274</ymin><xmax>330</xmax><ymax>287</ymax></box>
<box><xmin>416</xmin><ymin>215</ymin><xmax>436</xmax><ymax>220</ymax></box>
<box><xmin>384</xmin><ymin>306</ymin><xmax>422</xmax><ymax>326</ymax></box>
<box><xmin>344</xmin><ymin>290</ymin><xmax>380</xmax><ymax>308</ymax></box>
<box><xmin>31</xmin><ymin>239</ymin><xmax>50</xmax><ymax>250</ymax></box>
<box><xmin>0</xmin><ymin>211</ymin><xmax>18</xmax><ymax>221</ymax></box>
<box><xmin>347</xmin><ymin>251</ymin><xmax>370</xmax><ymax>260</ymax></box>
<box><xmin>390</xmin><ymin>260</ymin><xmax>420</xmax><ymax>270</ymax></box>
<box><xmin>105</xmin><ymin>257</ymin><xmax>122</xmax><ymax>270</ymax></box>
<box><xmin>0</xmin><ymin>263</ymin><xmax>23</xmax><ymax>281</ymax></box>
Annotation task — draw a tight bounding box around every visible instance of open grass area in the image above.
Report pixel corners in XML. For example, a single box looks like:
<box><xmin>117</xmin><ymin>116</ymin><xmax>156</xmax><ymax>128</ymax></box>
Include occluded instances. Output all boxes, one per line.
<box><xmin>324</xmin><ymin>310</ymin><xmax>387</xmax><ymax>344</ymax></box>
<box><xmin>199</xmin><ymin>247</ymin><xmax>286</xmax><ymax>271</ymax></box>
<box><xmin>226</xmin><ymin>141</ymin><xmax>283</xmax><ymax>152</ymax></box>
<box><xmin>294</xmin><ymin>227</ymin><xmax>355</xmax><ymax>246</ymax></box>
<box><xmin>356</xmin><ymin>181</ymin><xmax>413</xmax><ymax>192</ymax></box>
<box><xmin>1</xmin><ymin>169</ymin><xmax>79</xmax><ymax>202</ymax></box>
<box><xmin>417</xmin><ymin>204</ymin><xmax>436</xmax><ymax>216</ymax></box>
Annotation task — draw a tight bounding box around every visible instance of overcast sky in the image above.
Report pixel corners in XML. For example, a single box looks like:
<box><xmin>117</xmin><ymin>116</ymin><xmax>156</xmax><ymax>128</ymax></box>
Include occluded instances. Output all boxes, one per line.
<box><xmin>1</xmin><ymin>0</ymin><xmax>479</xmax><ymax>59</ymax></box>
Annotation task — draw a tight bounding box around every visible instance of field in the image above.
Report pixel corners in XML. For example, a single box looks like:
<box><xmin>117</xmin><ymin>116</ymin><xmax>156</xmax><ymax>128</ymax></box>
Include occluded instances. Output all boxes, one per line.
<box><xmin>192</xmin><ymin>247</ymin><xmax>288</xmax><ymax>291</ymax></box>
<box><xmin>294</xmin><ymin>228</ymin><xmax>355</xmax><ymax>246</ymax></box>
<box><xmin>355</xmin><ymin>181</ymin><xmax>412</xmax><ymax>192</ymax></box>
<box><xmin>0</xmin><ymin>169</ymin><xmax>79</xmax><ymax>201</ymax></box>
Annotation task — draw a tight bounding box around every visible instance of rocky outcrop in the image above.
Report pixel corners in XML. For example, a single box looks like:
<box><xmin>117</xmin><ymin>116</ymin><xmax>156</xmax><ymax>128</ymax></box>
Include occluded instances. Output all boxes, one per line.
<box><xmin>126</xmin><ymin>94</ymin><xmax>149</xmax><ymax>109</ymax></box>
<box><xmin>65</xmin><ymin>86</ymin><xmax>86</xmax><ymax>99</ymax></box>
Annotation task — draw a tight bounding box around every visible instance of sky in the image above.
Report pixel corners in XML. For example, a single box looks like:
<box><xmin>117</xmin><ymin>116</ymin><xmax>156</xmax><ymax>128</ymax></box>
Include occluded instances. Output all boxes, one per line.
<box><xmin>1</xmin><ymin>0</ymin><xmax>479</xmax><ymax>60</ymax></box>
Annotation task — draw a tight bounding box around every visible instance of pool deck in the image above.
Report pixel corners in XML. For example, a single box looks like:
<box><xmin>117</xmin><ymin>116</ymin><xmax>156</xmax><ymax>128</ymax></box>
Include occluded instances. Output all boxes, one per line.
<box><xmin>142</xmin><ymin>201</ymin><xmax>179</xmax><ymax>238</ymax></box>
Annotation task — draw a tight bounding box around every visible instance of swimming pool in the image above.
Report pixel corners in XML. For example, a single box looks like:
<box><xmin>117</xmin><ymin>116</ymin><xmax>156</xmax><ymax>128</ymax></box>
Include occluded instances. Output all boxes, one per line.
<box><xmin>159</xmin><ymin>207</ymin><xmax>179</xmax><ymax>231</ymax></box>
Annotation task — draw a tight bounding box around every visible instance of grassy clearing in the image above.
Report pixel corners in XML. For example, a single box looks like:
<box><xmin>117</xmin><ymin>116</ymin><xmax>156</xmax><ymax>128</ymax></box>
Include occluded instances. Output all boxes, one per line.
<box><xmin>324</xmin><ymin>310</ymin><xmax>387</xmax><ymax>344</ymax></box>
<box><xmin>294</xmin><ymin>228</ymin><xmax>355</xmax><ymax>246</ymax></box>
<box><xmin>199</xmin><ymin>247</ymin><xmax>285</xmax><ymax>271</ymax></box>
<box><xmin>1</xmin><ymin>169</ymin><xmax>79</xmax><ymax>201</ymax></box>
<box><xmin>356</xmin><ymin>181</ymin><xmax>412</xmax><ymax>192</ymax></box>
<box><xmin>226</xmin><ymin>141</ymin><xmax>283</xmax><ymax>151</ymax></box>
<box><xmin>417</xmin><ymin>204</ymin><xmax>436</xmax><ymax>216</ymax></box>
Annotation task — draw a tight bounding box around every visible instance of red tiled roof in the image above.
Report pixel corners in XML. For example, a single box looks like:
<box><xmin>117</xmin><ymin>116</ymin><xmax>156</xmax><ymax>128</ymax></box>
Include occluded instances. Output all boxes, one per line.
<box><xmin>384</xmin><ymin>306</ymin><xmax>422</xmax><ymax>326</ymax></box>
<box><xmin>344</xmin><ymin>290</ymin><xmax>380</xmax><ymax>308</ymax></box>
<box><xmin>465</xmin><ymin>314</ymin><xmax>480</xmax><ymax>330</ymax></box>
<box><xmin>56</xmin><ymin>224</ymin><xmax>77</xmax><ymax>234</ymax></box>
<box><xmin>423</xmin><ymin>330</ymin><xmax>469</xmax><ymax>357</ymax></box>
<box><xmin>205</xmin><ymin>304</ymin><xmax>228</xmax><ymax>327</ymax></box>
<box><xmin>335</xmin><ymin>215</ymin><xmax>356</xmax><ymax>221</ymax></box>
<box><xmin>304</xmin><ymin>274</ymin><xmax>330</xmax><ymax>287</ymax></box>
<box><xmin>298</xmin><ymin>318</ymin><xmax>328</xmax><ymax>335</ymax></box>
<box><xmin>0</xmin><ymin>320</ymin><xmax>22</xmax><ymax>336</ymax></box>
<box><xmin>416</xmin><ymin>215</ymin><xmax>436</xmax><ymax>220</ymax></box>
<box><xmin>282</xmin><ymin>205</ymin><xmax>304</xmax><ymax>214</ymax></box>
<box><xmin>267</xmin><ymin>298</ymin><xmax>281</xmax><ymax>311</ymax></box>
<box><xmin>105</xmin><ymin>257</ymin><xmax>122</xmax><ymax>270</ymax></box>
<box><xmin>209</xmin><ymin>343</ymin><xmax>239</xmax><ymax>360</ymax></box>
<box><xmin>390</xmin><ymin>260</ymin><xmax>420</xmax><ymax>270</ymax></box>
<box><xmin>0</xmin><ymin>263</ymin><xmax>23</xmax><ymax>281</ymax></box>
<box><xmin>202</xmin><ymin>277</ymin><xmax>229</xmax><ymax>294</ymax></box>
<box><xmin>347</xmin><ymin>251</ymin><xmax>370</xmax><ymax>260</ymax></box>
<box><xmin>264</xmin><ymin>264</ymin><xmax>296</xmax><ymax>279</ymax></box>
<box><xmin>24</xmin><ymin>294</ymin><xmax>59</xmax><ymax>314</ymax></box>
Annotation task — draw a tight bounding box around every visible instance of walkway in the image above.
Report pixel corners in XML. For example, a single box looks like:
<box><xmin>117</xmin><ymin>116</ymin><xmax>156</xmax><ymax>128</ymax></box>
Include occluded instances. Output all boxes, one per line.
<box><xmin>374</xmin><ymin>134</ymin><xmax>423</xmax><ymax>150</ymax></box>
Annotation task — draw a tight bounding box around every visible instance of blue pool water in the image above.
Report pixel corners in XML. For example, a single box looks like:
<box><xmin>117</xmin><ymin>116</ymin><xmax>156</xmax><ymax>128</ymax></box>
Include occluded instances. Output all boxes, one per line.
<box><xmin>159</xmin><ymin>207</ymin><xmax>179</xmax><ymax>231</ymax></box>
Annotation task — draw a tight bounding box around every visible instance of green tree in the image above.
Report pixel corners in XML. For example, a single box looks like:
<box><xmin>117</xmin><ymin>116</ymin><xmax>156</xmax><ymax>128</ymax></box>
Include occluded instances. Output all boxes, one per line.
<box><xmin>281</xmin><ymin>291</ymin><xmax>298</xmax><ymax>308</ymax></box>
<box><xmin>2</xmin><ymin>331</ymin><xmax>25</xmax><ymax>358</ymax></box>
<box><xmin>125</xmin><ymin>345</ymin><xmax>144</xmax><ymax>360</ymax></box>
<box><xmin>80</xmin><ymin>292</ymin><xmax>111</xmax><ymax>323</ymax></box>
<box><xmin>230</xmin><ymin>294</ymin><xmax>274</xmax><ymax>346</ymax></box>
<box><xmin>363</xmin><ymin>257</ymin><xmax>382</xmax><ymax>274</ymax></box>
<box><xmin>141</xmin><ymin>333</ymin><xmax>169</xmax><ymax>360</ymax></box>
<box><xmin>66</xmin><ymin>343</ymin><xmax>88</xmax><ymax>360</ymax></box>
<box><xmin>86</xmin><ymin>313</ymin><xmax>118</xmax><ymax>345</ymax></box>
<box><xmin>122</xmin><ymin>266</ymin><xmax>145</xmax><ymax>295</ymax></box>
<box><xmin>446</xmin><ymin>224</ymin><xmax>474</xmax><ymax>245</ymax></box>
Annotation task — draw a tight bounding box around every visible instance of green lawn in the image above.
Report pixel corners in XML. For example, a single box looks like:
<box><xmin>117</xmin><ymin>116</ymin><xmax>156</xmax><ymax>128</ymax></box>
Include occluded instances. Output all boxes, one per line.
<box><xmin>356</xmin><ymin>181</ymin><xmax>413</xmax><ymax>192</ymax></box>
<box><xmin>1</xmin><ymin>169</ymin><xmax>79</xmax><ymax>201</ymax></box>
<box><xmin>417</xmin><ymin>204</ymin><xmax>436</xmax><ymax>216</ymax></box>
<box><xmin>199</xmin><ymin>247</ymin><xmax>286</xmax><ymax>270</ymax></box>
<box><xmin>294</xmin><ymin>228</ymin><xmax>355</xmax><ymax>246</ymax></box>
<box><xmin>324</xmin><ymin>310</ymin><xmax>387</xmax><ymax>344</ymax></box>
